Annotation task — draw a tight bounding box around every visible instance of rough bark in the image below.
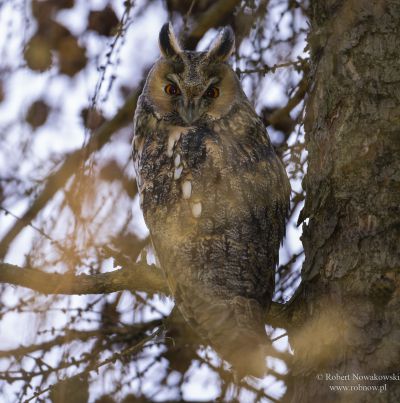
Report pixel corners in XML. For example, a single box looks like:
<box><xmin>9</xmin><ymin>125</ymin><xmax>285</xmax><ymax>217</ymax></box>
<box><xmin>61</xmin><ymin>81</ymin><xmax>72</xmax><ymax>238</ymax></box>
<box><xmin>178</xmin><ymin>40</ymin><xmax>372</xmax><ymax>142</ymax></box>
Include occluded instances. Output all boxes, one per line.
<box><xmin>286</xmin><ymin>0</ymin><xmax>400</xmax><ymax>402</ymax></box>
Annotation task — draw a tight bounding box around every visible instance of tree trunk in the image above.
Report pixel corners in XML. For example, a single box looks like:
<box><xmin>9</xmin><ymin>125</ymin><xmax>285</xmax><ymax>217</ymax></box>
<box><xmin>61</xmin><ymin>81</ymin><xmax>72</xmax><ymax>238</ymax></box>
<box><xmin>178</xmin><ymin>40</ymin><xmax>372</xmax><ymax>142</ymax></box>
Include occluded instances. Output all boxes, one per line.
<box><xmin>286</xmin><ymin>1</ymin><xmax>400</xmax><ymax>402</ymax></box>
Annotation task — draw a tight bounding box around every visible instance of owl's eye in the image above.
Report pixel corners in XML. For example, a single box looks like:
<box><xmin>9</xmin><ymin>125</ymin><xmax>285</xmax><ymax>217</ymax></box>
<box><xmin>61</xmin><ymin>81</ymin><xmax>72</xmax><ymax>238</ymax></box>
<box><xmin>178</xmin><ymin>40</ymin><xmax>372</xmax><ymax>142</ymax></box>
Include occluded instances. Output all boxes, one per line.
<box><xmin>205</xmin><ymin>86</ymin><xmax>220</xmax><ymax>98</ymax></box>
<box><xmin>164</xmin><ymin>83</ymin><xmax>181</xmax><ymax>96</ymax></box>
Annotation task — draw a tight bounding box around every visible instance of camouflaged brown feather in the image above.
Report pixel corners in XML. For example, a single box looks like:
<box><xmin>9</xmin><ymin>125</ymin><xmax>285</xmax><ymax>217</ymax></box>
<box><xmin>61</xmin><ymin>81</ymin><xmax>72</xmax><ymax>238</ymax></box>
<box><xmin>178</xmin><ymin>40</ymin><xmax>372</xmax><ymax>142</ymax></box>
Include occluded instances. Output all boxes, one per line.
<box><xmin>132</xmin><ymin>23</ymin><xmax>291</xmax><ymax>377</ymax></box>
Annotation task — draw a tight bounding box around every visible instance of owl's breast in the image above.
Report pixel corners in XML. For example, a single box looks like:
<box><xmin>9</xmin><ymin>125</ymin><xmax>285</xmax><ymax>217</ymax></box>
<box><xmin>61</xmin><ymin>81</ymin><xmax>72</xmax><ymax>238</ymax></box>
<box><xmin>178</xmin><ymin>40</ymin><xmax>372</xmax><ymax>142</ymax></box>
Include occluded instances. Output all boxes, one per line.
<box><xmin>136</xmin><ymin>117</ymin><xmax>285</xmax><ymax>225</ymax></box>
<box><xmin>136</xmin><ymin>123</ymin><xmax>212</xmax><ymax>214</ymax></box>
<box><xmin>134</xmin><ymin>115</ymin><xmax>289</xmax><ymax>303</ymax></box>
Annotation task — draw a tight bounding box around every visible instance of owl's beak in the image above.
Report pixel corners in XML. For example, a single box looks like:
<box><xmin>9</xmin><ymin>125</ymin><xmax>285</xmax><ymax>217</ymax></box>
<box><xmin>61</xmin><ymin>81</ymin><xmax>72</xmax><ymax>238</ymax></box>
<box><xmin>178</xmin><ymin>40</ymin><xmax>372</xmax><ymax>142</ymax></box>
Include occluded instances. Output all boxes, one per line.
<box><xmin>180</xmin><ymin>100</ymin><xmax>200</xmax><ymax>124</ymax></box>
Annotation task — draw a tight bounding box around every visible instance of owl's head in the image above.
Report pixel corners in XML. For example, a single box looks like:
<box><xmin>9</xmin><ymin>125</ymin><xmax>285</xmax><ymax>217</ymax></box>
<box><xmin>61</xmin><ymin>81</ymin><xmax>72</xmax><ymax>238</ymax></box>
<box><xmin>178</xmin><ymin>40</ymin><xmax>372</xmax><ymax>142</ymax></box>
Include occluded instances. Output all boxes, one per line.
<box><xmin>142</xmin><ymin>23</ymin><xmax>245</xmax><ymax>125</ymax></box>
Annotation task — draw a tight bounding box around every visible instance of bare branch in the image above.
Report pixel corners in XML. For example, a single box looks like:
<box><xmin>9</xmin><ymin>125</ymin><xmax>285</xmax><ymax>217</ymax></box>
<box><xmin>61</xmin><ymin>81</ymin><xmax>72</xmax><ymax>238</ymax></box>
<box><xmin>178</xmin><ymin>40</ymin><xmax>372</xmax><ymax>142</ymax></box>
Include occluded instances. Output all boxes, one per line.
<box><xmin>186</xmin><ymin>0</ymin><xmax>241</xmax><ymax>49</ymax></box>
<box><xmin>0</xmin><ymin>261</ymin><xmax>295</xmax><ymax>332</ymax></box>
<box><xmin>0</xmin><ymin>262</ymin><xmax>168</xmax><ymax>296</ymax></box>
<box><xmin>0</xmin><ymin>320</ymin><xmax>162</xmax><ymax>359</ymax></box>
<box><xmin>237</xmin><ymin>59</ymin><xmax>305</xmax><ymax>76</ymax></box>
<box><xmin>266</xmin><ymin>76</ymin><xmax>309</xmax><ymax>130</ymax></box>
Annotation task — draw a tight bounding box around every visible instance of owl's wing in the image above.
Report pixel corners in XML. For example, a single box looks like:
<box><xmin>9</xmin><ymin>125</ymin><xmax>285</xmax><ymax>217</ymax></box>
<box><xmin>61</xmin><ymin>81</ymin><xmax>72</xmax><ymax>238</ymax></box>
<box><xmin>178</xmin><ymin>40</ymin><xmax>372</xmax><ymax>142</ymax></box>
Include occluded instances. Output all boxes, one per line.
<box><xmin>132</xmin><ymin>97</ymin><xmax>161</xmax><ymax>199</ymax></box>
<box><xmin>132</xmin><ymin>101</ymin><xmax>145</xmax><ymax>189</ymax></box>
<box><xmin>205</xmin><ymin>111</ymin><xmax>291</xmax><ymax>268</ymax></box>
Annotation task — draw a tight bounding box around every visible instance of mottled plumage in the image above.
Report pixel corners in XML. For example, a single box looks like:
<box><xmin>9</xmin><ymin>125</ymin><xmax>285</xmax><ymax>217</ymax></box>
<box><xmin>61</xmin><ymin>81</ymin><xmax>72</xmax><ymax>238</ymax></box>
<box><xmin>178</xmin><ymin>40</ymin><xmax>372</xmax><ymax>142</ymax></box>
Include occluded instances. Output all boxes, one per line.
<box><xmin>132</xmin><ymin>23</ymin><xmax>290</xmax><ymax>377</ymax></box>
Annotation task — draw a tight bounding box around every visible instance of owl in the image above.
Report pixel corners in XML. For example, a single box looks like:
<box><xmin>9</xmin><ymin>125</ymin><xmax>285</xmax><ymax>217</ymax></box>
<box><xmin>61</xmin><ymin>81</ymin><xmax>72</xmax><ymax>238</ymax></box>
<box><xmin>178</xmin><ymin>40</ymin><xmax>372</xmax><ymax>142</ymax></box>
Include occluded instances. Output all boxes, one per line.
<box><xmin>132</xmin><ymin>23</ymin><xmax>290</xmax><ymax>377</ymax></box>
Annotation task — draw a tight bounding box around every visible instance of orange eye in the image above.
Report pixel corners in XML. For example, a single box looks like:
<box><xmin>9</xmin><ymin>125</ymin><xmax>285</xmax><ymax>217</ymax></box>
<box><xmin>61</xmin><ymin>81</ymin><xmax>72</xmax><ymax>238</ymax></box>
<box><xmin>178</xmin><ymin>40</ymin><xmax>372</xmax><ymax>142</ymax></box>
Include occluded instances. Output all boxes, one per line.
<box><xmin>205</xmin><ymin>86</ymin><xmax>219</xmax><ymax>98</ymax></box>
<box><xmin>164</xmin><ymin>83</ymin><xmax>181</xmax><ymax>96</ymax></box>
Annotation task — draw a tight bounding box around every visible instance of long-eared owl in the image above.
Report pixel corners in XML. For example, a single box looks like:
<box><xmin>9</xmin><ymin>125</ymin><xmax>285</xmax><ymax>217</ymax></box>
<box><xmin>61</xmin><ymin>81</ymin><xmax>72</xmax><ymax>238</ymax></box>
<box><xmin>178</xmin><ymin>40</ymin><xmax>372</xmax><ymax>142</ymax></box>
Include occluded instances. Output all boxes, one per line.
<box><xmin>132</xmin><ymin>23</ymin><xmax>290</xmax><ymax>377</ymax></box>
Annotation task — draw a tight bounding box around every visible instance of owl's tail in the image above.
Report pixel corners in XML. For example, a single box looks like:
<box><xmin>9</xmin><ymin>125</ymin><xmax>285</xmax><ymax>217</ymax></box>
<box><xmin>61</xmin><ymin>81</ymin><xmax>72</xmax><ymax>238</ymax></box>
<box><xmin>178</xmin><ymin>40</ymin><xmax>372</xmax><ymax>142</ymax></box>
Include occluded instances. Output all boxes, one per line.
<box><xmin>178</xmin><ymin>292</ymin><xmax>270</xmax><ymax>378</ymax></box>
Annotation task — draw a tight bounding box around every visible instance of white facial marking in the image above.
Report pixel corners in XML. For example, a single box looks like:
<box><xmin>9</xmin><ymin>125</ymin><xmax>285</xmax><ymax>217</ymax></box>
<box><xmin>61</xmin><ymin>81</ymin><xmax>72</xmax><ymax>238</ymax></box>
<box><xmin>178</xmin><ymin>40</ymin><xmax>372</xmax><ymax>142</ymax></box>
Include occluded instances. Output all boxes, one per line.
<box><xmin>174</xmin><ymin>153</ymin><xmax>181</xmax><ymax>167</ymax></box>
<box><xmin>139</xmin><ymin>192</ymin><xmax>144</xmax><ymax>207</ymax></box>
<box><xmin>182</xmin><ymin>180</ymin><xmax>192</xmax><ymax>199</ymax></box>
<box><xmin>174</xmin><ymin>165</ymin><xmax>183</xmax><ymax>180</ymax></box>
<box><xmin>191</xmin><ymin>202</ymin><xmax>202</xmax><ymax>218</ymax></box>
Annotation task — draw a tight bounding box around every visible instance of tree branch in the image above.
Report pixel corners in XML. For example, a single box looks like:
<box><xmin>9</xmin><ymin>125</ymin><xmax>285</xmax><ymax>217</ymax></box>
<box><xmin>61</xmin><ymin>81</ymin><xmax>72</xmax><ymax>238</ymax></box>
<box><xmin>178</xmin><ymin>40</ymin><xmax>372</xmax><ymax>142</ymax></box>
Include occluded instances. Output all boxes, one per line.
<box><xmin>0</xmin><ymin>262</ymin><xmax>168</xmax><ymax>296</ymax></box>
<box><xmin>0</xmin><ymin>320</ymin><xmax>162</xmax><ymax>359</ymax></box>
<box><xmin>268</xmin><ymin>76</ymin><xmax>308</xmax><ymax>125</ymax></box>
<box><xmin>185</xmin><ymin>0</ymin><xmax>241</xmax><ymax>49</ymax></box>
<box><xmin>0</xmin><ymin>261</ymin><xmax>296</xmax><ymax>330</ymax></box>
<box><xmin>261</xmin><ymin>75</ymin><xmax>309</xmax><ymax>137</ymax></box>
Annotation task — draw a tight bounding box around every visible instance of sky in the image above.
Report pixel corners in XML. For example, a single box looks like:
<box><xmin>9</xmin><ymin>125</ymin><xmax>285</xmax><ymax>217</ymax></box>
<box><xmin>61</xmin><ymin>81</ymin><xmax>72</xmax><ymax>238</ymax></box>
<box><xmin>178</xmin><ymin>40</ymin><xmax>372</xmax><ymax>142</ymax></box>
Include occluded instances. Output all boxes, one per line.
<box><xmin>0</xmin><ymin>0</ymin><xmax>307</xmax><ymax>401</ymax></box>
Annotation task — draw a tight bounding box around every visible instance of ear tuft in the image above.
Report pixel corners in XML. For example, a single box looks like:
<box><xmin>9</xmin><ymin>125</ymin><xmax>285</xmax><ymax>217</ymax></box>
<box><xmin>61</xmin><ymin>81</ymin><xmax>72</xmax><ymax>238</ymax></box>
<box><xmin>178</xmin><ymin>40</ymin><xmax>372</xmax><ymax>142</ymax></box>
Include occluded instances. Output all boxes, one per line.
<box><xmin>159</xmin><ymin>22</ymin><xmax>182</xmax><ymax>58</ymax></box>
<box><xmin>207</xmin><ymin>26</ymin><xmax>235</xmax><ymax>62</ymax></box>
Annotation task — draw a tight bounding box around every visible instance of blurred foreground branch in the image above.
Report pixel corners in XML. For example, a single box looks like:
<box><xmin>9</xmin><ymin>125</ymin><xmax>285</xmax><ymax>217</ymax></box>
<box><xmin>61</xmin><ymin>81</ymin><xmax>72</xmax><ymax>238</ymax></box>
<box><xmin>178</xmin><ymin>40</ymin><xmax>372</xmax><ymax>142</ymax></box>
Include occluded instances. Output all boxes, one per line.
<box><xmin>0</xmin><ymin>89</ymin><xmax>141</xmax><ymax>259</ymax></box>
